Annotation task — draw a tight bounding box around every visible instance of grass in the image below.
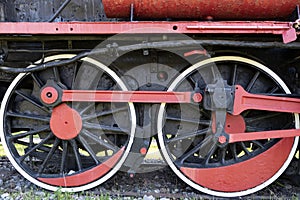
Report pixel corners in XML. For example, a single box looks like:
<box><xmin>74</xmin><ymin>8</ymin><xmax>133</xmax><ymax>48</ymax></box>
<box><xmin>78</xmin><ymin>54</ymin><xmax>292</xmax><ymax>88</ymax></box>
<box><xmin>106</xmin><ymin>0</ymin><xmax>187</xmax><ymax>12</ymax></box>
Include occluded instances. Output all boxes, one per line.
<box><xmin>1</xmin><ymin>141</ymin><xmax>300</xmax><ymax>199</ymax></box>
<box><xmin>0</xmin><ymin>188</ymin><xmax>111</xmax><ymax>200</ymax></box>
<box><xmin>0</xmin><ymin>143</ymin><xmax>114</xmax><ymax>199</ymax></box>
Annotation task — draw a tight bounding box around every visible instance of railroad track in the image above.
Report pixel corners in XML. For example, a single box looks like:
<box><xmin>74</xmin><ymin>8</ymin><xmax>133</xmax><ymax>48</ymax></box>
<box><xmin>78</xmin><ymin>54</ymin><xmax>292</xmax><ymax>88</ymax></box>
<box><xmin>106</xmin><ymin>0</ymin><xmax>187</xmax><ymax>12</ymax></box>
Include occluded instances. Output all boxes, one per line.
<box><xmin>0</xmin><ymin>156</ymin><xmax>299</xmax><ymax>199</ymax></box>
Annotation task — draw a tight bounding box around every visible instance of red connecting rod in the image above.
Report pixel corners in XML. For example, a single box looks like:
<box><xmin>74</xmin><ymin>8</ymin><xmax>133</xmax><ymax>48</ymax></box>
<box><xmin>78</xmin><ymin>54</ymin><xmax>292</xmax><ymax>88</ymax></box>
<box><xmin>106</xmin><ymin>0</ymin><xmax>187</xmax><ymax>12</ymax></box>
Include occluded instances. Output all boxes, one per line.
<box><xmin>59</xmin><ymin>85</ymin><xmax>300</xmax><ymax>113</ymax></box>
<box><xmin>61</xmin><ymin>90</ymin><xmax>194</xmax><ymax>103</ymax></box>
<box><xmin>233</xmin><ymin>85</ymin><xmax>300</xmax><ymax>115</ymax></box>
<box><xmin>41</xmin><ymin>85</ymin><xmax>300</xmax><ymax>142</ymax></box>
<box><xmin>228</xmin><ymin>85</ymin><xmax>300</xmax><ymax>143</ymax></box>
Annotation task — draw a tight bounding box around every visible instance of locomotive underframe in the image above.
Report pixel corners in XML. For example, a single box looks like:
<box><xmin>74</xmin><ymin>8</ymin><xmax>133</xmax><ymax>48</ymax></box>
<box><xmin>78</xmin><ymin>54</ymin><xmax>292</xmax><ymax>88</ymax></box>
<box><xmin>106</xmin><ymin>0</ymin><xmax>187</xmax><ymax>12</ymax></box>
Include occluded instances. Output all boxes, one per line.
<box><xmin>0</xmin><ymin>20</ymin><xmax>300</xmax><ymax>197</ymax></box>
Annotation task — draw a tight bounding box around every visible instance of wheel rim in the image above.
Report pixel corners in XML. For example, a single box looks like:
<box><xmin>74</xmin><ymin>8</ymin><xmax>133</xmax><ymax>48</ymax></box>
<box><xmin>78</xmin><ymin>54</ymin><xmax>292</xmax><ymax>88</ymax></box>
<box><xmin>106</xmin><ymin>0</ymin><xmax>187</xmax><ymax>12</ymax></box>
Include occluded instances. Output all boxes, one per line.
<box><xmin>158</xmin><ymin>56</ymin><xmax>299</xmax><ymax>197</ymax></box>
<box><xmin>0</xmin><ymin>54</ymin><xmax>136</xmax><ymax>192</ymax></box>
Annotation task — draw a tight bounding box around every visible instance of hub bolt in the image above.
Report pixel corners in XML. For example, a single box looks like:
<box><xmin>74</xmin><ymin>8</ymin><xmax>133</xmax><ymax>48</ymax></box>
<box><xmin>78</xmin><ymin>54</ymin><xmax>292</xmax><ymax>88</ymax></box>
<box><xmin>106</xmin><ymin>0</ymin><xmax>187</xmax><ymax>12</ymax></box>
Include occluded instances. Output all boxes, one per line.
<box><xmin>192</xmin><ymin>93</ymin><xmax>202</xmax><ymax>103</ymax></box>
<box><xmin>218</xmin><ymin>135</ymin><xmax>227</xmax><ymax>144</ymax></box>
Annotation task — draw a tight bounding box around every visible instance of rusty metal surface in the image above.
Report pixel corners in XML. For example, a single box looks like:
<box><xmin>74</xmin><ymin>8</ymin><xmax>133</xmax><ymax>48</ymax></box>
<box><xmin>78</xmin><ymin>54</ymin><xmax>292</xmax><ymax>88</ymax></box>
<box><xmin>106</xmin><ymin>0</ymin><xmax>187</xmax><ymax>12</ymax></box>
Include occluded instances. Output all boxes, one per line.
<box><xmin>103</xmin><ymin>0</ymin><xmax>300</xmax><ymax>20</ymax></box>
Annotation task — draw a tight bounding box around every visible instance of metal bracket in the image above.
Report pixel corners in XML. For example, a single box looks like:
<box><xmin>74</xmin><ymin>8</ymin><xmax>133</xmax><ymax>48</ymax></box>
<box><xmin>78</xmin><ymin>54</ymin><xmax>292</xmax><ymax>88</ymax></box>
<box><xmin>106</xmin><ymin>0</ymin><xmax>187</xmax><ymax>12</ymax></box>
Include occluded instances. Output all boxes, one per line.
<box><xmin>203</xmin><ymin>80</ymin><xmax>235</xmax><ymax>112</ymax></box>
<box><xmin>283</xmin><ymin>6</ymin><xmax>300</xmax><ymax>43</ymax></box>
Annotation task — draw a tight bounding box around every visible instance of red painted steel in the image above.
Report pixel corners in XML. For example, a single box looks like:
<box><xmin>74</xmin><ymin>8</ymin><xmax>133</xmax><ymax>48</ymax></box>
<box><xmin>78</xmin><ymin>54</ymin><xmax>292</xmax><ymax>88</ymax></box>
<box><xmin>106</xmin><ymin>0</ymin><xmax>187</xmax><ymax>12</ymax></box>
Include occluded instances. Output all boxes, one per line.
<box><xmin>192</xmin><ymin>93</ymin><xmax>202</xmax><ymax>103</ymax></box>
<box><xmin>211</xmin><ymin>113</ymin><xmax>246</xmax><ymax>134</ymax></box>
<box><xmin>180</xmin><ymin>138</ymin><xmax>294</xmax><ymax>192</ymax></box>
<box><xmin>40</xmin><ymin>87</ymin><xmax>59</xmax><ymax>104</ymax></box>
<box><xmin>233</xmin><ymin>85</ymin><xmax>300</xmax><ymax>115</ymax></box>
<box><xmin>184</xmin><ymin>50</ymin><xmax>208</xmax><ymax>57</ymax></box>
<box><xmin>225</xmin><ymin>114</ymin><xmax>246</xmax><ymax>134</ymax></box>
<box><xmin>140</xmin><ymin>147</ymin><xmax>148</xmax><ymax>155</ymax></box>
<box><xmin>62</xmin><ymin>90</ymin><xmax>192</xmax><ymax>103</ymax></box>
<box><xmin>0</xmin><ymin>22</ymin><xmax>293</xmax><ymax>35</ymax></box>
<box><xmin>218</xmin><ymin>136</ymin><xmax>227</xmax><ymax>144</ymax></box>
<box><xmin>228</xmin><ymin>129</ymin><xmax>300</xmax><ymax>143</ymax></box>
<box><xmin>50</xmin><ymin>103</ymin><xmax>82</xmax><ymax>140</ymax></box>
<box><xmin>103</xmin><ymin>0</ymin><xmax>300</xmax><ymax>20</ymax></box>
<box><xmin>38</xmin><ymin>147</ymin><xmax>124</xmax><ymax>186</ymax></box>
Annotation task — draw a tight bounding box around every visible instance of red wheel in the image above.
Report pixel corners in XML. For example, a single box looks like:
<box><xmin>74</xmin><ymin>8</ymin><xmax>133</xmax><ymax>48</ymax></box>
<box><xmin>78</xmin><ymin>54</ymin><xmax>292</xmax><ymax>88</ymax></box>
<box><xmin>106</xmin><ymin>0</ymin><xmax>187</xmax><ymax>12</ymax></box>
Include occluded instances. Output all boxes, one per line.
<box><xmin>0</xmin><ymin>55</ymin><xmax>136</xmax><ymax>192</ymax></box>
<box><xmin>158</xmin><ymin>56</ymin><xmax>299</xmax><ymax>197</ymax></box>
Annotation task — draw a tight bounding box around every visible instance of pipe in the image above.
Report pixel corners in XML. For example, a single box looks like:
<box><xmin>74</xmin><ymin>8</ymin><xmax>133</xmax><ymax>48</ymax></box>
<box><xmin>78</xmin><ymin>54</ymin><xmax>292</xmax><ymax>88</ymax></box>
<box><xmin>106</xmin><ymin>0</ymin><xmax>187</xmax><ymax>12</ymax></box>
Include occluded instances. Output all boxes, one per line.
<box><xmin>48</xmin><ymin>0</ymin><xmax>72</xmax><ymax>22</ymax></box>
<box><xmin>1</xmin><ymin>39</ymin><xmax>300</xmax><ymax>73</ymax></box>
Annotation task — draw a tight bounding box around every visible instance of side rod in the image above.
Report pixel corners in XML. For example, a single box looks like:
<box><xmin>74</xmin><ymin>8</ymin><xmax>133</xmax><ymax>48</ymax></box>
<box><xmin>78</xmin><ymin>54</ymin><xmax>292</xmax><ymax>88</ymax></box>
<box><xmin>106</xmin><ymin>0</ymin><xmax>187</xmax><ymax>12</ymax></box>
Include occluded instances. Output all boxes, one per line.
<box><xmin>61</xmin><ymin>90</ymin><xmax>193</xmax><ymax>103</ymax></box>
<box><xmin>41</xmin><ymin>86</ymin><xmax>300</xmax><ymax>142</ymax></box>
<box><xmin>228</xmin><ymin>129</ymin><xmax>300</xmax><ymax>143</ymax></box>
<box><xmin>232</xmin><ymin>85</ymin><xmax>300</xmax><ymax>115</ymax></box>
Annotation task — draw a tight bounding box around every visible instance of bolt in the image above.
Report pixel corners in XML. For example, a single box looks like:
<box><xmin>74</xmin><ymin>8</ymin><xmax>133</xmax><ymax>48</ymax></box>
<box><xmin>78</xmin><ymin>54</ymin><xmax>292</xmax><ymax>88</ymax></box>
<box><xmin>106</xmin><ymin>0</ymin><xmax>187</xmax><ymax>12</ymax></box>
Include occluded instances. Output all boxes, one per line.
<box><xmin>140</xmin><ymin>147</ymin><xmax>147</xmax><ymax>155</ymax></box>
<box><xmin>218</xmin><ymin>135</ymin><xmax>227</xmax><ymax>144</ymax></box>
<box><xmin>192</xmin><ymin>93</ymin><xmax>202</xmax><ymax>103</ymax></box>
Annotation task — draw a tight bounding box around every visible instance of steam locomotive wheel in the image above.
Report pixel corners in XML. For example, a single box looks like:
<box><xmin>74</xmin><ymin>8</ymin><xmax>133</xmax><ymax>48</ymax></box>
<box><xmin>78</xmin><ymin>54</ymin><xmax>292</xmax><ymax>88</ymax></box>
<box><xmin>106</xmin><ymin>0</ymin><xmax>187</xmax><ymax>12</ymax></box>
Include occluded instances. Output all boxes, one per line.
<box><xmin>0</xmin><ymin>54</ymin><xmax>136</xmax><ymax>192</ymax></box>
<box><xmin>158</xmin><ymin>56</ymin><xmax>299</xmax><ymax>197</ymax></box>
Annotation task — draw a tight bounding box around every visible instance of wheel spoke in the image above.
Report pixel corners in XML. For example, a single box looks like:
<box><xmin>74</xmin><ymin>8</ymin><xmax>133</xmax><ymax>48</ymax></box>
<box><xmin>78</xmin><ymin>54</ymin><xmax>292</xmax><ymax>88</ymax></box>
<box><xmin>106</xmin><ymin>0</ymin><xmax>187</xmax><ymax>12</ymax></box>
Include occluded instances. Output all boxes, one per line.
<box><xmin>9</xmin><ymin>126</ymin><xmax>50</xmax><ymax>141</ymax></box>
<box><xmin>219</xmin><ymin>147</ymin><xmax>227</xmax><ymax>165</ymax></box>
<box><xmin>79</xmin><ymin>103</ymin><xmax>95</xmax><ymax>115</ymax></box>
<box><xmin>82</xmin><ymin>107</ymin><xmax>128</xmax><ymax>121</ymax></box>
<box><xmin>166</xmin><ymin>116</ymin><xmax>210</xmax><ymax>126</ymax></box>
<box><xmin>7</xmin><ymin>112</ymin><xmax>50</xmax><ymax>122</ymax></box>
<box><xmin>246</xmin><ymin>71</ymin><xmax>260</xmax><ymax>92</ymax></box>
<box><xmin>15</xmin><ymin>90</ymin><xmax>50</xmax><ymax>113</ymax></box>
<box><xmin>31</xmin><ymin>73</ymin><xmax>43</xmax><ymax>88</ymax></box>
<box><xmin>211</xmin><ymin>65</ymin><xmax>221</xmax><ymax>81</ymax></box>
<box><xmin>239</xmin><ymin>142</ymin><xmax>250</xmax><ymax>155</ymax></box>
<box><xmin>83</xmin><ymin>122</ymin><xmax>129</xmax><ymax>134</ymax></box>
<box><xmin>177</xmin><ymin>135</ymin><xmax>214</xmax><ymax>164</ymax></box>
<box><xmin>188</xmin><ymin>75</ymin><xmax>196</xmax><ymax>85</ymax></box>
<box><xmin>77</xmin><ymin>135</ymin><xmax>100</xmax><ymax>164</ymax></box>
<box><xmin>60</xmin><ymin>140</ymin><xmax>68</xmax><ymax>175</ymax></box>
<box><xmin>231</xmin><ymin>64</ymin><xmax>238</xmax><ymax>85</ymax></box>
<box><xmin>204</xmin><ymin>145</ymin><xmax>218</xmax><ymax>165</ymax></box>
<box><xmin>69</xmin><ymin>139</ymin><xmax>83</xmax><ymax>171</ymax></box>
<box><xmin>251</xmin><ymin>140</ymin><xmax>264</xmax><ymax>149</ymax></box>
<box><xmin>166</xmin><ymin>128</ymin><xmax>209</xmax><ymax>144</ymax></box>
<box><xmin>186</xmin><ymin>104</ymin><xmax>211</xmax><ymax>118</ymax></box>
<box><xmin>81</xmin><ymin>129</ymin><xmax>118</xmax><ymax>152</ymax></box>
<box><xmin>53</xmin><ymin>67</ymin><xmax>61</xmax><ymax>83</ymax></box>
<box><xmin>268</xmin><ymin>86</ymin><xmax>279</xmax><ymax>94</ymax></box>
<box><xmin>14</xmin><ymin>139</ymin><xmax>52</xmax><ymax>153</ymax></box>
<box><xmin>245</xmin><ymin>113</ymin><xmax>281</xmax><ymax>123</ymax></box>
<box><xmin>19</xmin><ymin>133</ymin><xmax>54</xmax><ymax>162</ymax></box>
<box><xmin>72</xmin><ymin>62</ymin><xmax>79</xmax><ymax>88</ymax></box>
<box><xmin>38</xmin><ymin>138</ymin><xmax>60</xmax><ymax>174</ymax></box>
<box><xmin>229</xmin><ymin>143</ymin><xmax>238</xmax><ymax>160</ymax></box>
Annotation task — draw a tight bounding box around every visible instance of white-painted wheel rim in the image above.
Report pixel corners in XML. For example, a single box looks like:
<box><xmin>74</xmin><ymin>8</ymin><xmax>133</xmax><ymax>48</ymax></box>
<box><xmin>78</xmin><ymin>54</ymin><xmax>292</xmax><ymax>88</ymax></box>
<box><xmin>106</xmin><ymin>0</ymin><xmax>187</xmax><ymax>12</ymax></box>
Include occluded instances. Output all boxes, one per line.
<box><xmin>0</xmin><ymin>54</ymin><xmax>136</xmax><ymax>192</ymax></box>
<box><xmin>157</xmin><ymin>56</ymin><xmax>299</xmax><ymax>197</ymax></box>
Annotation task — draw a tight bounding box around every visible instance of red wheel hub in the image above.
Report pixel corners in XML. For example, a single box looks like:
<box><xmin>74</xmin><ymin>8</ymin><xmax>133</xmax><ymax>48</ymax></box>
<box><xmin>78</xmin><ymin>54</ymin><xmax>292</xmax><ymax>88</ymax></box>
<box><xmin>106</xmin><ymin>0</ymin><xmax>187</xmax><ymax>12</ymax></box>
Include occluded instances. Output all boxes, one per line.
<box><xmin>212</xmin><ymin>113</ymin><xmax>246</xmax><ymax>134</ymax></box>
<box><xmin>225</xmin><ymin>114</ymin><xmax>246</xmax><ymax>134</ymax></box>
<box><xmin>50</xmin><ymin>103</ymin><xmax>82</xmax><ymax>140</ymax></box>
